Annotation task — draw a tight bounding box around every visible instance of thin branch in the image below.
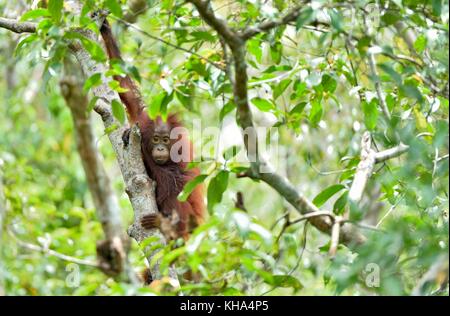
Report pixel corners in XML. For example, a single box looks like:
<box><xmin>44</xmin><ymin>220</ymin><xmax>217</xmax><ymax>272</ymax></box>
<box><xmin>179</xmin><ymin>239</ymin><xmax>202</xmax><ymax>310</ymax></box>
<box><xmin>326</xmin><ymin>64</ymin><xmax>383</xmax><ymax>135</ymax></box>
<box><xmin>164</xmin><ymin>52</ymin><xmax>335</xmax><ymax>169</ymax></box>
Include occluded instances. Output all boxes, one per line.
<box><xmin>348</xmin><ymin>131</ymin><xmax>409</xmax><ymax>221</ymax></box>
<box><xmin>189</xmin><ymin>0</ymin><xmax>366</xmax><ymax>247</ymax></box>
<box><xmin>289</xmin><ymin>210</ymin><xmax>335</xmax><ymax>226</ymax></box>
<box><xmin>348</xmin><ymin>132</ymin><xmax>376</xmax><ymax>206</ymax></box>
<box><xmin>436</xmin><ymin>154</ymin><xmax>449</xmax><ymax>163</ymax></box>
<box><xmin>240</xmin><ymin>2</ymin><xmax>308</xmax><ymax>40</ymax></box>
<box><xmin>374</xmin><ymin>143</ymin><xmax>409</xmax><ymax>163</ymax></box>
<box><xmin>329</xmin><ymin>216</ymin><xmax>343</xmax><ymax>258</ymax></box>
<box><xmin>381</xmin><ymin>52</ymin><xmax>423</xmax><ymax>68</ymax></box>
<box><xmin>376</xmin><ymin>194</ymin><xmax>404</xmax><ymax>228</ymax></box>
<box><xmin>288</xmin><ymin>222</ymin><xmax>309</xmax><ymax>275</ymax></box>
<box><xmin>123</xmin><ymin>0</ymin><xmax>149</xmax><ymax>23</ymax></box>
<box><xmin>110</xmin><ymin>15</ymin><xmax>225</xmax><ymax>71</ymax></box>
<box><xmin>10</xmin><ymin>231</ymin><xmax>99</xmax><ymax>267</ymax></box>
<box><xmin>0</xmin><ymin>17</ymin><xmax>36</xmax><ymax>33</ymax></box>
<box><xmin>187</xmin><ymin>0</ymin><xmax>241</xmax><ymax>48</ymax></box>
<box><xmin>60</xmin><ymin>61</ymin><xmax>138</xmax><ymax>283</ymax></box>
<box><xmin>412</xmin><ymin>254</ymin><xmax>449</xmax><ymax>296</ymax></box>
<box><xmin>367</xmin><ymin>52</ymin><xmax>391</xmax><ymax>121</ymax></box>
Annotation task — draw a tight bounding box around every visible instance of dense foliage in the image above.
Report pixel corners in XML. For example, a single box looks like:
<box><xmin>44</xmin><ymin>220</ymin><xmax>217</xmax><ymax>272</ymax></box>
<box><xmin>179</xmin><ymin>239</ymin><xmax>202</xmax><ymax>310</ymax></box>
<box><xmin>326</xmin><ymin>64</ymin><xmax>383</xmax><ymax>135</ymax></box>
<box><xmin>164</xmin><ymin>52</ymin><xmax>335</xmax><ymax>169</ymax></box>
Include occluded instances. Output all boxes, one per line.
<box><xmin>0</xmin><ymin>0</ymin><xmax>448</xmax><ymax>296</ymax></box>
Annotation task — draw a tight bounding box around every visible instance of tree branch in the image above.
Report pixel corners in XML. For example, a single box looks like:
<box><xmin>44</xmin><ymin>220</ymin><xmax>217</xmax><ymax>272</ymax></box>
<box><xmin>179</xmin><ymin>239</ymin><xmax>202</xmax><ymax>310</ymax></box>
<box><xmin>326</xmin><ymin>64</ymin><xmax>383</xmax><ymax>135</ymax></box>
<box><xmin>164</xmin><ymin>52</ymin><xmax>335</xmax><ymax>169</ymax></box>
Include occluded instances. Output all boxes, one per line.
<box><xmin>69</xmin><ymin>31</ymin><xmax>178</xmax><ymax>283</ymax></box>
<box><xmin>189</xmin><ymin>0</ymin><xmax>366</xmax><ymax>247</ymax></box>
<box><xmin>123</xmin><ymin>0</ymin><xmax>148</xmax><ymax>23</ymax></box>
<box><xmin>10</xmin><ymin>230</ymin><xmax>99</xmax><ymax>267</ymax></box>
<box><xmin>367</xmin><ymin>52</ymin><xmax>392</xmax><ymax>121</ymax></box>
<box><xmin>60</xmin><ymin>59</ymin><xmax>138</xmax><ymax>283</ymax></box>
<box><xmin>349</xmin><ymin>132</ymin><xmax>409</xmax><ymax>207</ymax></box>
<box><xmin>0</xmin><ymin>17</ymin><xmax>36</xmax><ymax>33</ymax></box>
<box><xmin>110</xmin><ymin>15</ymin><xmax>225</xmax><ymax>71</ymax></box>
<box><xmin>0</xmin><ymin>9</ymin><xmax>179</xmax><ymax>284</ymax></box>
<box><xmin>348</xmin><ymin>132</ymin><xmax>377</xmax><ymax>205</ymax></box>
<box><xmin>187</xmin><ymin>0</ymin><xmax>241</xmax><ymax>48</ymax></box>
<box><xmin>240</xmin><ymin>3</ymin><xmax>308</xmax><ymax>40</ymax></box>
<box><xmin>374</xmin><ymin>143</ymin><xmax>409</xmax><ymax>163</ymax></box>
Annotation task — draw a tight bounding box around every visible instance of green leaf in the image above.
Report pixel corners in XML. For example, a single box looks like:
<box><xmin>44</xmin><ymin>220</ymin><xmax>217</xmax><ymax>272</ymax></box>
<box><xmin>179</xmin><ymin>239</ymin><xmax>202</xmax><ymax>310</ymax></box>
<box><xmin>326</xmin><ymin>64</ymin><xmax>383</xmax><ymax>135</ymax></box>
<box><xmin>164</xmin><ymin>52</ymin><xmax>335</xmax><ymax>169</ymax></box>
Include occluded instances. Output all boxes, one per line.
<box><xmin>386</xmin><ymin>94</ymin><xmax>396</xmax><ymax>112</ymax></box>
<box><xmin>148</xmin><ymin>91</ymin><xmax>167</xmax><ymax>119</ymax></box>
<box><xmin>295</xmin><ymin>7</ymin><xmax>315</xmax><ymax>30</ymax></box>
<box><xmin>321</xmin><ymin>74</ymin><xmax>337</xmax><ymax>93</ymax></box>
<box><xmin>223</xmin><ymin>145</ymin><xmax>241</xmax><ymax>160</ymax></box>
<box><xmin>401</xmin><ymin>83</ymin><xmax>423</xmax><ymax>102</ymax></box>
<box><xmin>309</xmin><ymin>98</ymin><xmax>323</xmax><ymax>125</ymax></box>
<box><xmin>413</xmin><ymin>106</ymin><xmax>430</xmax><ymax>133</ymax></box>
<box><xmin>273</xmin><ymin>79</ymin><xmax>291</xmax><ymax>100</ymax></box>
<box><xmin>20</xmin><ymin>9</ymin><xmax>51</xmax><ymax>21</ymax></box>
<box><xmin>295</xmin><ymin>81</ymin><xmax>307</xmax><ymax>97</ymax></box>
<box><xmin>111</xmin><ymin>99</ymin><xmax>126</xmax><ymax>124</ymax></box>
<box><xmin>105</xmin><ymin>123</ymin><xmax>119</xmax><ymax>134</ymax></box>
<box><xmin>15</xmin><ymin>34</ymin><xmax>39</xmax><ymax>56</ymax></box>
<box><xmin>330</xmin><ymin>9</ymin><xmax>343</xmax><ymax>32</ymax></box>
<box><xmin>379</xmin><ymin>63</ymin><xmax>402</xmax><ymax>85</ymax></box>
<box><xmin>108</xmin><ymin>80</ymin><xmax>128</xmax><ymax>93</ymax></box>
<box><xmin>105</xmin><ymin>0</ymin><xmax>123</xmax><ymax>18</ymax></box>
<box><xmin>270</xmin><ymin>275</ymin><xmax>303</xmax><ymax>290</ymax></box>
<box><xmin>48</xmin><ymin>0</ymin><xmax>63</xmax><ymax>22</ymax></box>
<box><xmin>219</xmin><ymin>101</ymin><xmax>236</xmax><ymax>122</ymax></box>
<box><xmin>289</xmin><ymin>102</ymin><xmax>307</xmax><ymax>116</ymax></box>
<box><xmin>313</xmin><ymin>184</ymin><xmax>345</xmax><ymax>207</ymax></box>
<box><xmin>270</xmin><ymin>42</ymin><xmax>282</xmax><ymax>64</ymax></box>
<box><xmin>64</xmin><ymin>31</ymin><xmax>106</xmax><ymax>62</ymax></box>
<box><xmin>381</xmin><ymin>12</ymin><xmax>400</xmax><ymax>26</ymax></box>
<box><xmin>333</xmin><ymin>190</ymin><xmax>348</xmax><ymax>215</ymax></box>
<box><xmin>159</xmin><ymin>92</ymin><xmax>173</xmax><ymax>119</ymax></box>
<box><xmin>191</xmin><ymin>31</ymin><xmax>216</xmax><ymax>42</ymax></box>
<box><xmin>248</xmin><ymin>38</ymin><xmax>263</xmax><ymax>63</ymax></box>
<box><xmin>251</xmin><ymin>98</ymin><xmax>275</xmax><ymax>112</ymax></box>
<box><xmin>178</xmin><ymin>175</ymin><xmax>208</xmax><ymax>202</ymax></box>
<box><xmin>414</xmin><ymin>35</ymin><xmax>427</xmax><ymax>53</ymax></box>
<box><xmin>207</xmin><ymin>170</ymin><xmax>229</xmax><ymax>213</ymax></box>
<box><xmin>86</xmin><ymin>96</ymin><xmax>99</xmax><ymax>113</ymax></box>
<box><xmin>176</xmin><ymin>88</ymin><xmax>193</xmax><ymax>111</ymax></box>
<box><xmin>362</xmin><ymin>99</ymin><xmax>378</xmax><ymax>131</ymax></box>
<box><xmin>83</xmin><ymin>73</ymin><xmax>102</xmax><ymax>92</ymax></box>
<box><xmin>432</xmin><ymin>0</ymin><xmax>442</xmax><ymax>16</ymax></box>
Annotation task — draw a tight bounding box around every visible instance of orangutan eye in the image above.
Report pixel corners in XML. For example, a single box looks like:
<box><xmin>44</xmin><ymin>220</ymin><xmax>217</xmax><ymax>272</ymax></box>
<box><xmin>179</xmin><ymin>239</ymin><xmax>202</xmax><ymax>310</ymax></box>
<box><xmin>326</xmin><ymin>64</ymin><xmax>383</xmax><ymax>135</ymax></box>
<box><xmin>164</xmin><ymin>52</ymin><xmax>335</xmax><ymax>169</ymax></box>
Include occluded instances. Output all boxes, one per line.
<box><xmin>162</xmin><ymin>137</ymin><xmax>170</xmax><ymax>144</ymax></box>
<box><xmin>152</xmin><ymin>136</ymin><xmax>159</xmax><ymax>143</ymax></box>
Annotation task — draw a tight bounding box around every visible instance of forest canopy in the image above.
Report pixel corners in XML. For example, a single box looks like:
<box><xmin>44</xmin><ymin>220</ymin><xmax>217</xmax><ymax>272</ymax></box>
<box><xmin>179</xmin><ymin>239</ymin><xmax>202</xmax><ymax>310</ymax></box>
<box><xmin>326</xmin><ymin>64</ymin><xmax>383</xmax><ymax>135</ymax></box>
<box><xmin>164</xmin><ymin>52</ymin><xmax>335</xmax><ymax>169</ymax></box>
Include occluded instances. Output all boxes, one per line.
<box><xmin>0</xmin><ymin>0</ymin><xmax>448</xmax><ymax>296</ymax></box>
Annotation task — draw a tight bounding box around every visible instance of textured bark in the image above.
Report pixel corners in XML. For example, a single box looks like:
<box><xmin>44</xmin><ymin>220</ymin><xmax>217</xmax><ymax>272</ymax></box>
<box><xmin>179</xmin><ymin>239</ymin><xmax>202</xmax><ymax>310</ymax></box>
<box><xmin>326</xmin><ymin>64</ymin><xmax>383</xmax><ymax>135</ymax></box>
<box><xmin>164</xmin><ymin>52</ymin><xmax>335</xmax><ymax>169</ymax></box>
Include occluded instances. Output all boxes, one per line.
<box><xmin>348</xmin><ymin>132</ymin><xmax>409</xmax><ymax>220</ymax></box>
<box><xmin>60</xmin><ymin>58</ymin><xmax>138</xmax><ymax>283</ymax></box>
<box><xmin>0</xmin><ymin>12</ymin><xmax>177</xmax><ymax>283</ymax></box>
<box><xmin>69</xmin><ymin>36</ymin><xmax>177</xmax><ymax>282</ymax></box>
<box><xmin>0</xmin><ymin>17</ymin><xmax>36</xmax><ymax>33</ymax></box>
<box><xmin>348</xmin><ymin>132</ymin><xmax>377</xmax><ymax>206</ymax></box>
<box><xmin>188</xmin><ymin>0</ymin><xmax>367</xmax><ymax>247</ymax></box>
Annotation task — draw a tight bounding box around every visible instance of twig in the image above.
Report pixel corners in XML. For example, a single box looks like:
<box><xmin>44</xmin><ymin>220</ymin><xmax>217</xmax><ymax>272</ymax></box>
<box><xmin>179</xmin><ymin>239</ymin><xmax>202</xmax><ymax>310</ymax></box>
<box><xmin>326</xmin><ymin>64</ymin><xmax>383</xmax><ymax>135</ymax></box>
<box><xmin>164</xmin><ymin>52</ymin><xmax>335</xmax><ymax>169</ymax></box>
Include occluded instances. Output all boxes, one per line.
<box><xmin>374</xmin><ymin>143</ymin><xmax>409</xmax><ymax>163</ymax></box>
<box><xmin>412</xmin><ymin>255</ymin><xmax>449</xmax><ymax>296</ymax></box>
<box><xmin>10</xmin><ymin>231</ymin><xmax>99</xmax><ymax>267</ymax></box>
<box><xmin>288</xmin><ymin>222</ymin><xmax>309</xmax><ymax>275</ymax></box>
<box><xmin>109</xmin><ymin>15</ymin><xmax>225</xmax><ymax>71</ymax></box>
<box><xmin>240</xmin><ymin>2</ymin><xmax>309</xmax><ymax>40</ymax></box>
<box><xmin>367</xmin><ymin>52</ymin><xmax>391</xmax><ymax>121</ymax></box>
<box><xmin>329</xmin><ymin>216</ymin><xmax>343</xmax><ymax>257</ymax></box>
<box><xmin>376</xmin><ymin>194</ymin><xmax>404</xmax><ymax>228</ymax></box>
